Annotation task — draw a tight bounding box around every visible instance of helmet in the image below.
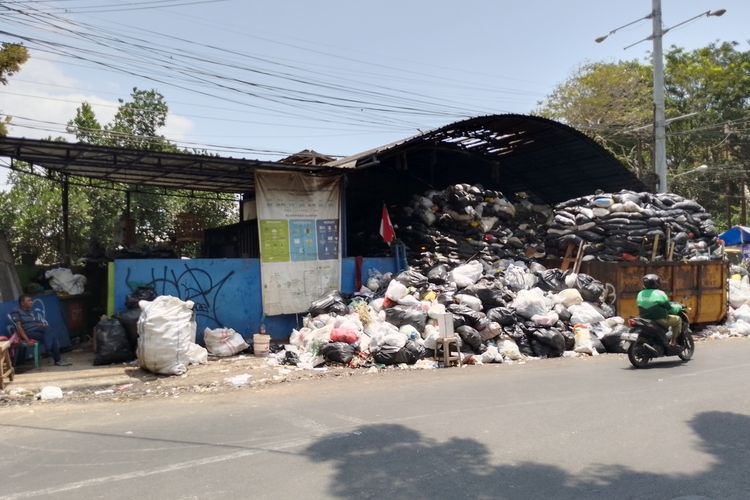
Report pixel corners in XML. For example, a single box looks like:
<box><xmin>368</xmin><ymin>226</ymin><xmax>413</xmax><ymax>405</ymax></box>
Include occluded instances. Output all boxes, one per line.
<box><xmin>642</xmin><ymin>274</ymin><xmax>661</xmax><ymax>289</ymax></box>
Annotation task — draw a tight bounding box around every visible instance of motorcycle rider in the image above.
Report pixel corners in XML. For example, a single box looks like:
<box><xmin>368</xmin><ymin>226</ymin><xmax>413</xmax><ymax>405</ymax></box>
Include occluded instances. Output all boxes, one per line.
<box><xmin>636</xmin><ymin>274</ymin><xmax>683</xmax><ymax>346</ymax></box>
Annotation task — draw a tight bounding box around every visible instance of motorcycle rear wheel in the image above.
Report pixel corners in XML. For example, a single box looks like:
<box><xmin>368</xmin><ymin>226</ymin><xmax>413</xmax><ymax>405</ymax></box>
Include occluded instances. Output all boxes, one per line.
<box><xmin>678</xmin><ymin>333</ymin><xmax>695</xmax><ymax>362</ymax></box>
<box><xmin>628</xmin><ymin>338</ymin><xmax>651</xmax><ymax>368</ymax></box>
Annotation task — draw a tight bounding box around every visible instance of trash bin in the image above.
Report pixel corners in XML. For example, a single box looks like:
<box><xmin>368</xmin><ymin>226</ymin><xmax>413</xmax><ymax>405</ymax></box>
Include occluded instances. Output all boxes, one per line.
<box><xmin>58</xmin><ymin>293</ymin><xmax>89</xmax><ymax>339</ymax></box>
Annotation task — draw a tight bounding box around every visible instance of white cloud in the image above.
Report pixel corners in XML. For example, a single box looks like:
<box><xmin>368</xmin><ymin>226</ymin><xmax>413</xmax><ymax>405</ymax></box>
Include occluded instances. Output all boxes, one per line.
<box><xmin>0</xmin><ymin>57</ymin><xmax>194</xmax><ymax>143</ymax></box>
<box><xmin>163</xmin><ymin>113</ymin><xmax>193</xmax><ymax>142</ymax></box>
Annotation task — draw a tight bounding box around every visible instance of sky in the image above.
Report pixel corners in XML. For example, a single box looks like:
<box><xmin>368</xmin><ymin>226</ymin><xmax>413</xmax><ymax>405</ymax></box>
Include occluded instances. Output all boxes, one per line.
<box><xmin>0</xmin><ymin>0</ymin><xmax>748</xmax><ymax>188</ymax></box>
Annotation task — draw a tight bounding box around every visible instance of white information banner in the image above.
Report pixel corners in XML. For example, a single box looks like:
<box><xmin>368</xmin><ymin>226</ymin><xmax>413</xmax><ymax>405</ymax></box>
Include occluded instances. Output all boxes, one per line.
<box><xmin>255</xmin><ymin>170</ymin><xmax>342</xmax><ymax>315</ymax></box>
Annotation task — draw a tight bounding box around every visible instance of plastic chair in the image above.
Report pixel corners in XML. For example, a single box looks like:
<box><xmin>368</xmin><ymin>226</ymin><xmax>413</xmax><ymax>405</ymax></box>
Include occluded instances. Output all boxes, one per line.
<box><xmin>6</xmin><ymin>323</ymin><xmax>40</xmax><ymax>370</ymax></box>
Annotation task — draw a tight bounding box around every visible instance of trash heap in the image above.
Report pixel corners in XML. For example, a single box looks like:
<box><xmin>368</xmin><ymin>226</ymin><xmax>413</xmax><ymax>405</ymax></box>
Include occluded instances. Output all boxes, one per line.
<box><xmin>394</xmin><ymin>184</ymin><xmax>550</xmax><ymax>267</ymax></box>
<box><xmin>273</xmin><ymin>261</ymin><xmax>631</xmax><ymax>369</ymax></box>
<box><xmin>706</xmin><ymin>274</ymin><xmax>750</xmax><ymax>339</ymax></box>
<box><xmin>545</xmin><ymin>190</ymin><xmax>719</xmax><ymax>262</ymax></box>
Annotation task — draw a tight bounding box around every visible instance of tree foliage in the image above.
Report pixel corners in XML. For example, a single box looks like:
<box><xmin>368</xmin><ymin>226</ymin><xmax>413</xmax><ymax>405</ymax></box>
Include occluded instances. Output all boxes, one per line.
<box><xmin>537</xmin><ymin>41</ymin><xmax>750</xmax><ymax>229</ymax></box>
<box><xmin>0</xmin><ymin>43</ymin><xmax>29</xmax><ymax>136</ymax></box>
<box><xmin>1</xmin><ymin>88</ymin><xmax>238</xmax><ymax>263</ymax></box>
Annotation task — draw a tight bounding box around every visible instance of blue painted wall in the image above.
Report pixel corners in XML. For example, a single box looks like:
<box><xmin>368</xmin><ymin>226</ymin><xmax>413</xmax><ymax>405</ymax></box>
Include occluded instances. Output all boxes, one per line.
<box><xmin>1</xmin><ymin>294</ymin><xmax>72</xmax><ymax>354</ymax></box>
<box><xmin>114</xmin><ymin>257</ymin><xmax>396</xmax><ymax>343</ymax></box>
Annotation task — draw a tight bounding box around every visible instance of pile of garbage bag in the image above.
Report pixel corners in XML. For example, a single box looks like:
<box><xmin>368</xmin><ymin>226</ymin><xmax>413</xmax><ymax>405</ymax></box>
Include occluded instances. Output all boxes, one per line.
<box><xmin>713</xmin><ymin>275</ymin><xmax>750</xmax><ymax>338</ymax></box>
<box><xmin>392</xmin><ymin>184</ymin><xmax>550</xmax><ymax>266</ymax></box>
<box><xmin>545</xmin><ymin>190</ymin><xmax>719</xmax><ymax>262</ymax></box>
<box><xmin>274</xmin><ymin>260</ymin><xmax>631</xmax><ymax>369</ymax></box>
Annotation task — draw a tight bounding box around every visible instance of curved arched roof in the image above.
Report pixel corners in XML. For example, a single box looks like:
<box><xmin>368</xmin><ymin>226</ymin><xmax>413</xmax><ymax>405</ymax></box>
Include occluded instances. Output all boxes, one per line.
<box><xmin>330</xmin><ymin>114</ymin><xmax>646</xmax><ymax>204</ymax></box>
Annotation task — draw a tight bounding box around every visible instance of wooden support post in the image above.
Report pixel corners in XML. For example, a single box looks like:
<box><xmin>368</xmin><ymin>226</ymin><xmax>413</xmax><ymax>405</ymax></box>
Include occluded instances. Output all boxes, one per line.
<box><xmin>665</xmin><ymin>227</ymin><xmax>672</xmax><ymax>262</ymax></box>
<box><xmin>62</xmin><ymin>174</ymin><xmax>70</xmax><ymax>266</ymax></box>
<box><xmin>651</xmin><ymin>234</ymin><xmax>660</xmax><ymax>262</ymax></box>
<box><xmin>573</xmin><ymin>242</ymin><xmax>586</xmax><ymax>274</ymax></box>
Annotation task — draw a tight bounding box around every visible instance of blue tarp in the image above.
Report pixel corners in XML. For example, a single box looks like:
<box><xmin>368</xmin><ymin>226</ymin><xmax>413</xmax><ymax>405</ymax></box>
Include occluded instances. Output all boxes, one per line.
<box><xmin>719</xmin><ymin>226</ymin><xmax>750</xmax><ymax>246</ymax></box>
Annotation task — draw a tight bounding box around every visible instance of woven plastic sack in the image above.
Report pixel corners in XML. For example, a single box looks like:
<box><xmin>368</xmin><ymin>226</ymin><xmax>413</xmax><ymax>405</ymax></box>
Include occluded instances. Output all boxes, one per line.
<box><xmin>204</xmin><ymin>327</ymin><xmax>248</xmax><ymax>357</ymax></box>
<box><xmin>137</xmin><ymin>296</ymin><xmax>198</xmax><ymax>375</ymax></box>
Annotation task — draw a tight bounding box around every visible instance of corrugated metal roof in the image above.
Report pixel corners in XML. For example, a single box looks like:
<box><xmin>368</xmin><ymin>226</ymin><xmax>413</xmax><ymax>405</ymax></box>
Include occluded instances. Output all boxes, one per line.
<box><xmin>328</xmin><ymin>114</ymin><xmax>646</xmax><ymax>204</ymax></box>
<box><xmin>0</xmin><ymin>137</ymin><xmax>323</xmax><ymax>194</ymax></box>
<box><xmin>0</xmin><ymin>114</ymin><xmax>645</xmax><ymax>203</ymax></box>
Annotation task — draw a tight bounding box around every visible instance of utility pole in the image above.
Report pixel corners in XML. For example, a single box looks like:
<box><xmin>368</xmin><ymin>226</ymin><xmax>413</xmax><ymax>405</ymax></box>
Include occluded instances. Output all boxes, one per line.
<box><xmin>651</xmin><ymin>0</ymin><xmax>667</xmax><ymax>193</ymax></box>
<box><xmin>595</xmin><ymin>3</ymin><xmax>726</xmax><ymax>194</ymax></box>
<box><xmin>725</xmin><ymin>124</ymin><xmax>733</xmax><ymax>227</ymax></box>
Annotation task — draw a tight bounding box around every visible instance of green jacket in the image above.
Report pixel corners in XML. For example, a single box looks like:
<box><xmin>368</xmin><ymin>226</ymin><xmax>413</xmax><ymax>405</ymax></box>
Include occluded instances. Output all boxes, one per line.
<box><xmin>636</xmin><ymin>289</ymin><xmax>682</xmax><ymax>320</ymax></box>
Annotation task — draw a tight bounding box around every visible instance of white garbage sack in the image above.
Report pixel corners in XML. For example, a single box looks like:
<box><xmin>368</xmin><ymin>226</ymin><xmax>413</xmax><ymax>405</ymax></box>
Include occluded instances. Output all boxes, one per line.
<box><xmin>554</xmin><ymin>288</ymin><xmax>583</xmax><ymax>307</ymax></box>
<box><xmin>397</xmin><ymin>294</ymin><xmax>421</xmax><ymax>307</ymax></box>
<box><xmin>573</xmin><ymin>324</ymin><xmax>595</xmax><ymax>354</ymax></box>
<box><xmin>423</xmin><ymin>326</ymin><xmax>440</xmax><ymax>350</ymax></box>
<box><xmin>427</xmin><ymin>302</ymin><xmax>447</xmax><ymax>318</ymax></box>
<box><xmin>733</xmin><ymin>304</ymin><xmax>750</xmax><ymax>324</ymax></box>
<box><xmin>568</xmin><ymin>302</ymin><xmax>605</xmax><ymax>325</ymax></box>
<box><xmin>481</xmin><ymin>345</ymin><xmax>503</xmax><ymax>364</ymax></box>
<box><xmin>44</xmin><ymin>268</ymin><xmax>87</xmax><ymax>295</ymax></box>
<box><xmin>204</xmin><ymin>327</ymin><xmax>249</xmax><ymax>357</ymax></box>
<box><xmin>505</xmin><ymin>264</ymin><xmax>536</xmax><ymax>291</ymax></box>
<box><xmin>383</xmin><ymin>331</ymin><xmax>408</xmax><ymax>349</ymax></box>
<box><xmin>512</xmin><ymin>288</ymin><xmax>552</xmax><ymax>319</ymax></box>
<box><xmin>532</xmin><ymin>311</ymin><xmax>559</xmax><ymax>327</ymax></box>
<box><xmin>137</xmin><ymin>295</ymin><xmax>200</xmax><ymax>376</ymax></box>
<box><xmin>456</xmin><ymin>294</ymin><xmax>483</xmax><ymax>312</ymax></box>
<box><xmin>729</xmin><ymin>319</ymin><xmax>750</xmax><ymax>336</ymax></box>
<box><xmin>450</xmin><ymin>261</ymin><xmax>483</xmax><ymax>289</ymax></box>
<box><xmin>729</xmin><ymin>277</ymin><xmax>750</xmax><ymax>308</ymax></box>
<box><xmin>498</xmin><ymin>338</ymin><xmax>523</xmax><ymax>360</ymax></box>
<box><xmin>385</xmin><ymin>280</ymin><xmax>408</xmax><ymax>301</ymax></box>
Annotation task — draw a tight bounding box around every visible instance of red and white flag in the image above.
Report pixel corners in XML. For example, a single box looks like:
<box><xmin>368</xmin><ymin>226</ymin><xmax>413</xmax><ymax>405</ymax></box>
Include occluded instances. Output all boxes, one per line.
<box><xmin>379</xmin><ymin>204</ymin><xmax>395</xmax><ymax>245</ymax></box>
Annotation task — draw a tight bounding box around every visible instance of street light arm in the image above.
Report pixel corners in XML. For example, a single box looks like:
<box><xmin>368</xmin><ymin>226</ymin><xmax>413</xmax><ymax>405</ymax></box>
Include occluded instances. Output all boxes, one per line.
<box><xmin>671</xmin><ymin>164</ymin><xmax>709</xmax><ymax>178</ymax></box>
<box><xmin>595</xmin><ymin>12</ymin><xmax>653</xmax><ymax>43</ymax></box>
<box><xmin>663</xmin><ymin>9</ymin><xmax>727</xmax><ymax>35</ymax></box>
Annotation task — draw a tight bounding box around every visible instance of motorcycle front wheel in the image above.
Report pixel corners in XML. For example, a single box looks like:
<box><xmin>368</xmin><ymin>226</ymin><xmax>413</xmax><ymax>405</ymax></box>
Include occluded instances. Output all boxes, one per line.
<box><xmin>678</xmin><ymin>333</ymin><xmax>695</xmax><ymax>362</ymax></box>
<box><xmin>628</xmin><ymin>338</ymin><xmax>651</xmax><ymax>368</ymax></box>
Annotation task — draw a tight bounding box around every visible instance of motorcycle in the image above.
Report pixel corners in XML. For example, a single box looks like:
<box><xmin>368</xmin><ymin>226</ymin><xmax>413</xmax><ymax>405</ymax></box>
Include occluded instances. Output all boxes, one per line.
<box><xmin>621</xmin><ymin>308</ymin><xmax>695</xmax><ymax>368</ymax></box>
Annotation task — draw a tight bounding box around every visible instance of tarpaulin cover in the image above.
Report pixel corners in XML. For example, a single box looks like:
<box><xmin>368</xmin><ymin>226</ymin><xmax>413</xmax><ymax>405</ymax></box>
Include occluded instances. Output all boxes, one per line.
<box><xmin>719</xmin><ymin>226</ymin><xmax>750</xmax><ymax>247</ymax></box>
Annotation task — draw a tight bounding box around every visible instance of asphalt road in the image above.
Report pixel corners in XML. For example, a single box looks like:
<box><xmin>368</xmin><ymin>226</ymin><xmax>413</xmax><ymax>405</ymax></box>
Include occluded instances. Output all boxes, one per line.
<box><xmin>2</xmin><ymin>339</ymin><xmax>749</xmax><ymax>500</ymax></box>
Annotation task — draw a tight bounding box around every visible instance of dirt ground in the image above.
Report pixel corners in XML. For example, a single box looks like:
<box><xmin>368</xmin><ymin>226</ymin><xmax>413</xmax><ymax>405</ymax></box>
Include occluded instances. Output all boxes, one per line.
<box><xmin>0</xmin><ymin>331</ymin><xmax>732</xmax><ymax>407</ymax></box>
<box><xmin>0</xmin><ymin>340</ymin><xmax>412</xmax><ymax>407</ymax></box>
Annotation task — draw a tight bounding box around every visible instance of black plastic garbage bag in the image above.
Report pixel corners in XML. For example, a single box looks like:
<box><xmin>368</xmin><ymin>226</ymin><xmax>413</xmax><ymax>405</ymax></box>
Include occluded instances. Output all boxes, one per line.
<box><xmin>385</xmin><ymin>306</ymin><xmax>427</xmax><ymax>332</ymax></box>
<box><xmin>456</xmin><ymin>325</ymin><xmax>486</xmax><ymax>354</ymax></box>
<box><xmin>600</xmin><ymin>332</ymin><xmax>628</xmax><ymax>353</ymax></box>
<box><xmin>472</xmin><ymin>286</ymin><xmax>506</xmax><ymax>309</ymax></box>
<box><xmin>393</xmin><ymin>341</ymin><xmax>427</xmax><ymax>365</ymax></box>
<box><xmin>282</xmin><ymin>350</ymin><xmax>300</xmax><ymax>366</ymax></box>
<box><xmin>529</xmin><ymin>328</ymin><xmax>565</xmax><ymax>358</ymax></box>
<box><xmin>396</xmin><ymin>270</ymin><xmax>428</xmax><ymax>289</ymax></box>
<box><xmin>590</xmin><ymin>333</ymin><xmax>606</xmax><ymax>354</ymax></box>
<box><xmin>538</xmin><ymin>269</ymin><xmax>567</xmax><ymax>292</ymax></box>
<box><xmin>125</xmin><ymin>286</ymin><xmax>156</xmax><ymax>309</ymax></box>
<box><xmin>516</xmin><ymin>333</ymin><xmax>536</xmax><ymax>357</ymax></box>
<box><xmin>309</xmin><ymin>292</ymin><xmax>348</xmax><ymax>316</ymax></box>
<box><xmin>447</xmin><ymin>304</ymin><xmax>488</xmax><ymax>331</ymax></box>
<box><xmin>94</xmin><ymin>317</ymin><xmax>135</xmax><ymax>365</ymax></box>
<box><xmin>427</xmin><ymin>265</ymin><xmax>450</xmax><ymax>284</ymax></box>
<box><xmin>575</xmin><ymin>274</ymin><xmax>605</xmax><ymax>302</ymax></box>
<box><xmin>486</xmin><ymin>306</ymin><xmax>516</xmax><ymax>326</ymax></box>
<box><xmin>115</xmin><ymin>308</ymin><xmax>141</xmax><ymax>350</ymax></box>
<box><xmin>372</xmin><ymin>344</ymin><xmax>402</xmax><ymax>365</ymax></box>
<box><xmin>560</xmin><ymin>329</ymin><xmax>575</xmax><ymax>351</ymax></box>
<box><xmin>320</xmin><ymin>342</ymin><xmax>356</xmax><ymax>364</ymax></box>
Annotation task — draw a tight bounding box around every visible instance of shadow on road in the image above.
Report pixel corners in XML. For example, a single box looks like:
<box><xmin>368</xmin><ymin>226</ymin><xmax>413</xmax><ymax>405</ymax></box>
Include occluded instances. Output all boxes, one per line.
<box><xmin>305</xmin><ymin>411</ymin><xmax>750</xmax><ymax>499</ymax></box>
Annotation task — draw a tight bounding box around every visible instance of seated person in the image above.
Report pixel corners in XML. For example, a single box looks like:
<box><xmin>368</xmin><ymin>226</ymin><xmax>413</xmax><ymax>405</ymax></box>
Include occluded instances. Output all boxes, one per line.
<box><xmin>10</xmin><ymin>294</ymin><xmax>71</xmax><ymax>366</ymax></box>
<box><xmin>636</xmin><ymin>274</ymin><xmax>683</xmax><ymax>346</ymax></box>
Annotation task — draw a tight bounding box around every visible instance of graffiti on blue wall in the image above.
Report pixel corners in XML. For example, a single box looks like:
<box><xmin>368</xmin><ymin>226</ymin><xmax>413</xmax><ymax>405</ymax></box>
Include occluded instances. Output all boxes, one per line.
<box><xmin>124</xmin><ymin>263</ymin><xmax>235</xmax><ymax>329</ymax></box>
<box><xmin>114</xmin><ymin>257</ymin><xmax>397</xmax><ymax>341</ymax></box>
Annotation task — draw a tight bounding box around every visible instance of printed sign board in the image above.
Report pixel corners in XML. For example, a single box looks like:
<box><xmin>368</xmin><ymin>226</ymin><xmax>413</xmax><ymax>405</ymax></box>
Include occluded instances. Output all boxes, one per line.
<box><xmin>255</xmin><ymin>171</ymin><xmax>342</xmax><ymax>315</ymax></box>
